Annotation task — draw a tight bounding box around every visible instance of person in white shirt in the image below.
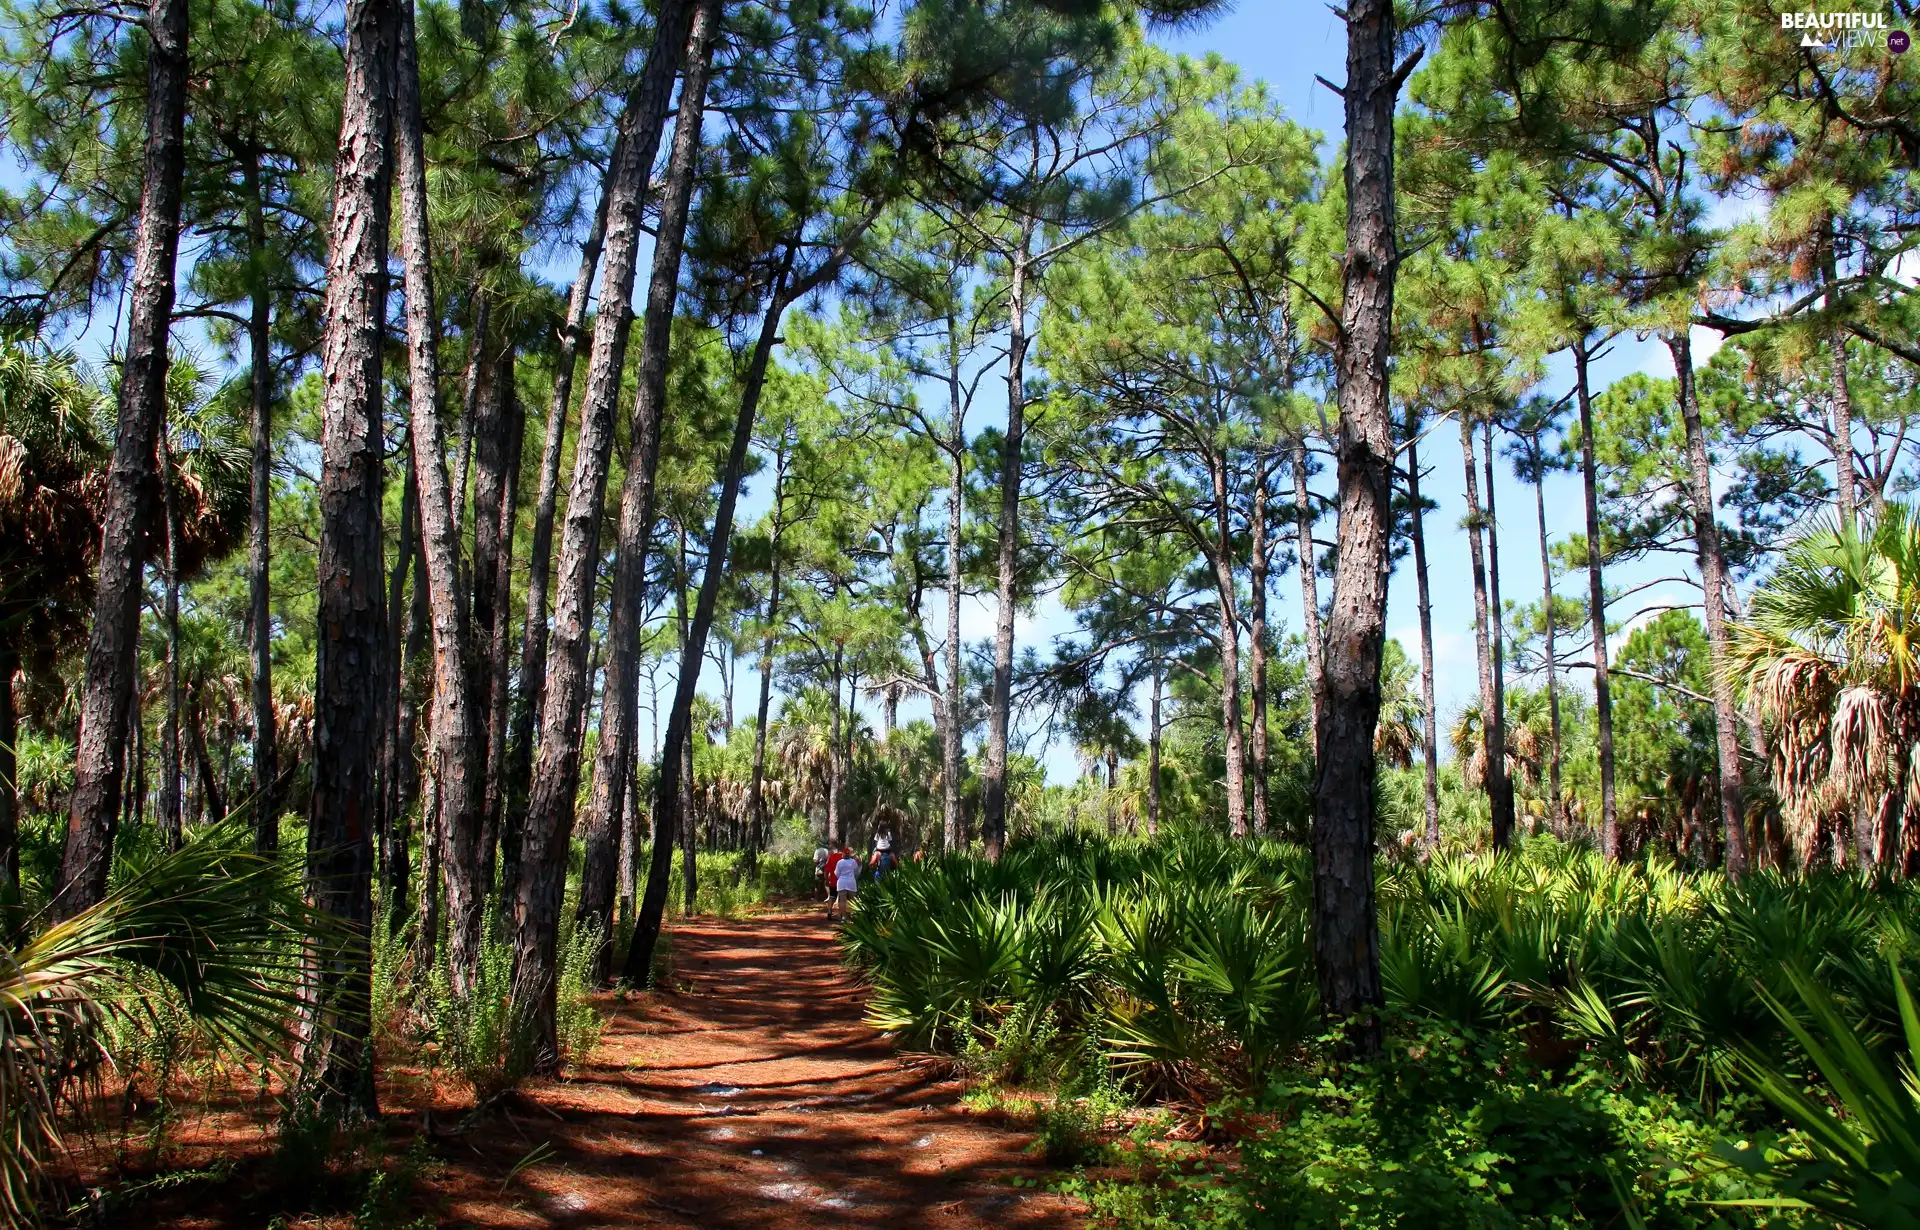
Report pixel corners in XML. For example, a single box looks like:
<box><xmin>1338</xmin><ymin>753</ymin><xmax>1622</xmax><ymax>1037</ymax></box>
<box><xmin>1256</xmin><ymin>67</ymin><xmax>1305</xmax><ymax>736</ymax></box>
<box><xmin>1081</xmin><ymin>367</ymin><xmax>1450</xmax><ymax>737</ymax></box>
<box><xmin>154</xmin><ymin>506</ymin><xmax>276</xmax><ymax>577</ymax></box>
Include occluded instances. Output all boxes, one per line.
<box><xmin>814</xmin><ymin>845</ymin><xmax>831</xmax><ymax>902</ymax></box>
<box><xmin>828</xmin><ymin>844</ymin><xmax>860</xmax><ymax>920</ymax></box>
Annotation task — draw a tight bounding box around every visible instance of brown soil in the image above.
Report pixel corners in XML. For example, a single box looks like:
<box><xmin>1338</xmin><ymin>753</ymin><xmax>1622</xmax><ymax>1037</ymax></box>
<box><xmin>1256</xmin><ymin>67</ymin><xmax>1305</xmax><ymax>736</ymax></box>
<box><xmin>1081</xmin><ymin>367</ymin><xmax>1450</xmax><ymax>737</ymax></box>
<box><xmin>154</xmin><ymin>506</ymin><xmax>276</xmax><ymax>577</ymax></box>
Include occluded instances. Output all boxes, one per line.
<box><xmin>122</xmin><ymin>909</ymin><xmax>1088</xmax><ymax>1229</ymax></box>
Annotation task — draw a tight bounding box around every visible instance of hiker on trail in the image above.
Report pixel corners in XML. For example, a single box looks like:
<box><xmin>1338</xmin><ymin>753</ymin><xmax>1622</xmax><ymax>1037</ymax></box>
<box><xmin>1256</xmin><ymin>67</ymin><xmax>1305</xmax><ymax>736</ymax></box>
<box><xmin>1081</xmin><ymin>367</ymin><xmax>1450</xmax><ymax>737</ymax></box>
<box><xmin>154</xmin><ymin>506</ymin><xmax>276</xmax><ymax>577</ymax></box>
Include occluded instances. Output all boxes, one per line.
<box><xmin>827</xmin><ymin>843</ymin><xmax>859</xmax><ymax>920</ymax></box>
<box><xmin>815</xmin><ymin>844</ymin><xmax>832</xmax><ymax>902</ymax></box>
<box><xmin>868</xmin><ymin>831</ymin><xmax>898</xmax><ymax>881</ymax></box>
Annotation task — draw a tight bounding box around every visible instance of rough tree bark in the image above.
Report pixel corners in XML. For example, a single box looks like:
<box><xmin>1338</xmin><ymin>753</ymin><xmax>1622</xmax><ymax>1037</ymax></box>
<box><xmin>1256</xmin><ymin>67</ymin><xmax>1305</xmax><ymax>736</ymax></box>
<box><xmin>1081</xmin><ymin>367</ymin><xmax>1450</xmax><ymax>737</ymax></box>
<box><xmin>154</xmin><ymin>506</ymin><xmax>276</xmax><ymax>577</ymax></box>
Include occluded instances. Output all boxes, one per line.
<box><xmin>1668</xmin><ymin>332</ymin><xmax>1749</xmax><ymax>877</ymax></box>
<box><xmin>1311</xmin><ymin>0</ymin><xmax>1404</xmax><ymax>1054</ymax></box>
<box><xmin>299</xmin><ymin>0</ymin><xmax>394</xmax><ymax>1117</ymax></box>
<box><xmin>56</xmin><ymin>0</ymin><xmax>190</xmax><ymax>917</ymax></box>
<box><xmin>477</xmin><ymin>351</ymin><xmax>523</xmax><ymax>898</ymax></box>
<box><xmin>394</xmin><ymin>0</ymin><xmax>489</xmax><ymax>990</ymax></box>
<box><xmin>1483</xmin><ymin>420</ymin><xmax>1512</xmax><ymax>842</ymax></box>
<box><xmin>515</xmin><ymin>0</ymin><xmax>698</xmax><ymax>1059</ymax></box>
<box><xmin>577</xmin><ymin>0</ymin><xmax>718</xmax><ymax>983</ymax></box>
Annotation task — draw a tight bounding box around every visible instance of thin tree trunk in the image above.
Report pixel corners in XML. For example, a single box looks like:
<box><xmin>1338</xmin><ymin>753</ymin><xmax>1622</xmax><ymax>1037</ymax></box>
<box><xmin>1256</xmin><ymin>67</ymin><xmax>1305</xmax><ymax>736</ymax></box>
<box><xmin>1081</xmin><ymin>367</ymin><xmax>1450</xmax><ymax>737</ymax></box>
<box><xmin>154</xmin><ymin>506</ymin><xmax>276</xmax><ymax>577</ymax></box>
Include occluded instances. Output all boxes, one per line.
<box><xmin>0</xmin><ymin>651</ymin><xmax>18</xmax><ymax>906</ymax></box>
<box><xmin>500</xmin><ymin>147</ymin><xmax>614</xmax><ymax>919</ymax></box>
<box><xmin>478</xmin><ymin>353</ymin><xmax>522</xmax><ymax>900</ymax></box>
<box><xmin>160</xmin><ymin>457</ymin><xmax>183</xmax><ymax>852</ymax></box>
<box><xmin>55</xmin><ymin>0</ymin><xmax>189</xmax><ymax>917</ymax></box>
<box><xmin>1209</xmin><ymin>452</ymin><xmax>1249</xmax><ymax>837</ymax></box>
<box><xmin>388</xmin><ymin>536</ymin><xmax>428</xmax><ymax>937</ymax></box>
<box><xmin>1484</xmin><ymin>419</ymin><xmax>1513</xmax><ymax>840</ymax></box>
<box><xmin>943</xmin><ymin>338</ymin><xmax>967</xmax><ymax>852</ymax></box>
<box><xmin>467</xmin><ymin>330</ymin><xmax>512</xmax><ymax>886</ymax></box>
<box><xmin>1825</xmin><ymin>233</ymin><xmax>1858</xmax><ymax>533</ymax></box>
<box><xmin>515</xmin><ymin>0</ymin><xmax>698</xmax><ymax>1057</ymax></box>
<box><xmin>577</xmin><ymin>0</ymin><xmax>717</xmax><ymax>982</ymax></box>
<box><xmin>982</xmin><ymin>226</ymin><xmax>1035</xmax><ymax>861</ymax></box>
<box><xmin>1668</xmin><ymin>332</ymin><xmax>1750</xmax><ymax>878</ymax></box>
<box><xmin>828</xmin><ymin>644</ymin><xmax>845</xmax><ymax>846</ymax></box>
<box><xmin>1147</xmin><ymin>654</ymin><xmax>1161</xmax><ymax>838</ymax></box>
<box><xmin>299</xmin><ymin>0</ymin><xmax>394</xmax><ymax>1117</ymax></box>
<box><xmin>241</xmin><ymin>143</ymin><xmax>279</xmax><ymax>854</ymax></box>
<box><xmin>1461</xmin><ymin>415</ymin><xmax>1514</xmax><ymax>848</ymax></box>
<box><xmin>1574</xmin><ymin>338</ymin><xmax>1618</xmax><ymax>858</ymax></box>
<box><xmin>1312</xmin><ymin>0</ymin><xmax>1400</xmax><ymax>1053</ymax></box>
<box><xmin>744</xmin><ymin>442</ymin><xmax>786</xmax><ymax>881</ymax></box>
<box><xmin>191</xmin><ymin>700</ymin><xmax>226</xmax><ymax>821</ymax></box>
<box><xmin>1291</xmin><ymin>436</ymin><xmax>1323</xmax><ymax>751</ymax></box>
<box><xmin>1405</xmin><ymin>416</ymin><xmax>1441</xmax><ymax>850</ymax></box>
<box><xmin>380</xmin><ymin>456</ymin><xmax>416</xmax><ymax>890</ymax></box>
<box><xmin>1533</xmin><ymin>442</ymin><xmax>1565</xmax><ymax>834</ymax></box>
<box><xmin>1250</xmin><ymin>450</ymin><xmax>1270</xmax><ymax>835</ymax></box>
<box><xmin>624</xmin><ymin>264</ymin><xmax>796</xmax><ymax>986</ymax></box>
<box><xmin>394</xmin><ymin>0</ymin><xmax>488</xmax><ymax>991</ymax></box>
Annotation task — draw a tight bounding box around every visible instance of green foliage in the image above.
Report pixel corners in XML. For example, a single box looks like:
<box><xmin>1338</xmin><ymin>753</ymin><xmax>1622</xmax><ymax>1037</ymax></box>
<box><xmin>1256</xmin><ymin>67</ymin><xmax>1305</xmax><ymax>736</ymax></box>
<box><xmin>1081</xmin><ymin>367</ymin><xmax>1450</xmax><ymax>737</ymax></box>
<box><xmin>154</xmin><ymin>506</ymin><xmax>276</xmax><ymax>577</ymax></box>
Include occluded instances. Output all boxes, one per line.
<box><xmin>1080</xmin><ymin>1026</ymin><xmax>1796</xmax><ymax>1229</ymax></box>
<box><xmin>421</xmin><ymin>933</ymin><xmax>529</xmax><ymax>1101</ymax></box>
<box><xmin>1720</xmin><ymin>961</ymin><xmax>1920</xmax><ymax>1228</ymax></box>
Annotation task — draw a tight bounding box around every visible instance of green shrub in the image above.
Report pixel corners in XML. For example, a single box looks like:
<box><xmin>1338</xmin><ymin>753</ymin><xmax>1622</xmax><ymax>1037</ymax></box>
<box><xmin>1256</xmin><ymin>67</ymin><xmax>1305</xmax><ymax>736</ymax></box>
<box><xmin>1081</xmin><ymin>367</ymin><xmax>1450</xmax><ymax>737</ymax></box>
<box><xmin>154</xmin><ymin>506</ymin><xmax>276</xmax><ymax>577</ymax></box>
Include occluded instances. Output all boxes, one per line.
<box><xmin>1080</xmin><ymin>1027</ymin><xmax>1802</xmax><ymax>1229</ymax></box>
<box><xmin>421</xmin><ymin>932</ymin><xmax>528</xmax><ymax>1100</ymax></box>
<box><xmin>555</xmin><ymin>921</ymin><xmax>606</xmax><ymax>1066</ymax></box>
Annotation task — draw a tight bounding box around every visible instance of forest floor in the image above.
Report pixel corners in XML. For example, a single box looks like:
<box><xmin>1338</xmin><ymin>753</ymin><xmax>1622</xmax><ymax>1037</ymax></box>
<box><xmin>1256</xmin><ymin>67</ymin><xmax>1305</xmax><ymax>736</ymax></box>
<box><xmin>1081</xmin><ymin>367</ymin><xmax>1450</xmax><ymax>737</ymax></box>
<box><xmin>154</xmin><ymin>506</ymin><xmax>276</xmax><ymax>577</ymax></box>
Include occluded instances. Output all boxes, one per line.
<box><xmin>118</xmin><ymin>908</ymin><xmax>1088</xmax><ymax>1229</ymax></box>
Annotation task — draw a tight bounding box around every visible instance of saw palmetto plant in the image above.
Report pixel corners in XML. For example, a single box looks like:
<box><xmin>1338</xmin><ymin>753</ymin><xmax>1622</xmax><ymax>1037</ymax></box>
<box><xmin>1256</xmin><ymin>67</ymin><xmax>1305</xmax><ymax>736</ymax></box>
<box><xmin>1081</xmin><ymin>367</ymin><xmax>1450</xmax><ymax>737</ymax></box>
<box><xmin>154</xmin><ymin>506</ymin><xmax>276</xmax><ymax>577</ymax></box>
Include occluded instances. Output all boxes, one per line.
<box><xmin>0</xmin><ymin>827</ymin><xmax>311</xmax><ymax>1225</ymax></box>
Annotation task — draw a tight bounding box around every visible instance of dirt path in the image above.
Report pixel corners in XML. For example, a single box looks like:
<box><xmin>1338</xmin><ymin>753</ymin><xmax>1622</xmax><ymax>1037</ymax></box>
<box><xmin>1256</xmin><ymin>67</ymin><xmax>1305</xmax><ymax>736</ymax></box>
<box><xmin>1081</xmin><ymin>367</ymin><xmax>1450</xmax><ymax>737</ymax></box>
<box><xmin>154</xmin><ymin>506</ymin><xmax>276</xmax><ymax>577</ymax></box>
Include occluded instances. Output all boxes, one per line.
<box><xmin>423</xmin><ymin>910</ymin><xmax>1086</xmax><ymax>1229</ymax></box>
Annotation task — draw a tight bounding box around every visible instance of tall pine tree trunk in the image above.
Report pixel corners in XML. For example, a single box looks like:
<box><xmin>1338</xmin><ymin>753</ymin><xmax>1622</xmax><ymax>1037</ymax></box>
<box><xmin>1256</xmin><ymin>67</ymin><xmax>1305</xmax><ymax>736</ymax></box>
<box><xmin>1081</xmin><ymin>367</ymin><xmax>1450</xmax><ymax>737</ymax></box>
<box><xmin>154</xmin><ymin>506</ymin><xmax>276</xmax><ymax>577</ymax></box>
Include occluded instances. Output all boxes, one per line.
<box><xmin>394</xmin><ymin>0</ymin><xmax>488</xmax><ymax>990</ymax></box>
<box><xmin>1311</xmin><ymin>0</ymin><xmax>1403</xmax><ymax>1052</ymax></box>
<box><xmin>467</xmin><ymin>330</ymin><xmax>513</xmax><ymax>892</ymax></box>
<box><xmin>1667</xmin><ymin>332</ymin><xmax>1750</xmax><ymax>877</ymax></box>
<box><xmin>1405</xmin><ymin>415</ymin><xmax>1441</xmax><ymax>850</ymax></box>
<box><xmin>56</xmin><ymin>0</ymin><xmax>190</xmax><ymax>917</ymax></box>
<box><xmin>577</xmin><ymin>0</ymin><xmax>717</xmax><ymax>982</ymax></box>
<box><xmin>982</xmin><ymin>227</ymin><xmax>1034</xmax><ymax>860</ymax></box>
<box><xmin>241</xmin><ymin>142</ymin><xmax>279</xmax><ymax>854</ymax></box>
<box><xmin>1461</xmin><ymin>415</ymin><xmax>1514</xmax><ymax>848</ymax></box>
<box><xmin>299</xmin><ymin>0</ymin><xmax>394</xmax><ymax>1116</ymax></box>
<box><xmin>515</xmin><ymin>0</ymin><xmax>698</xmax><ymax>1051</ymax></box>
<box><xmin>1574</xmin><ymin>338</ymin><xmax>1618</xmax><ymax>858</ymax></box>
<box><xmin>478</xmin><ymin>352</ymin><xmax>523</xmax><ymax>898</ymax></box>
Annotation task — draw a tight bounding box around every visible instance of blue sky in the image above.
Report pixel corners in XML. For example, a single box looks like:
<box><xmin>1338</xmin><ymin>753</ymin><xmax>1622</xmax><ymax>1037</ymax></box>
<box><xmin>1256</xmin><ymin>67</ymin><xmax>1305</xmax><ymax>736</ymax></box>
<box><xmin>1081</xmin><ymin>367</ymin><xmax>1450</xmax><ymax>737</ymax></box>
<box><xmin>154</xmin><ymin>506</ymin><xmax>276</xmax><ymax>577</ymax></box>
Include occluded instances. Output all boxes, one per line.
<box><xmin>1</xmin><ymin>3</ymin><xmax>1776</xmax><ymax>789</ymax></box>
<box><xmin>832</xmin><ymin>5</ymin><xmax>1736</xmax><ymax>784</ymax></box>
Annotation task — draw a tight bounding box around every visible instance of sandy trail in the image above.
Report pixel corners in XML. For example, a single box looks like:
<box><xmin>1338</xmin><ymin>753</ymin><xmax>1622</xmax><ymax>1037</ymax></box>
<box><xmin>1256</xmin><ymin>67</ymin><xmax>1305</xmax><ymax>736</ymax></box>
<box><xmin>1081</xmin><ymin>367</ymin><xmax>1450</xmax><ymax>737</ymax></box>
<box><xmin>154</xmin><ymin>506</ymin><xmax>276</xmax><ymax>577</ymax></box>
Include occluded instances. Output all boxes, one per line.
<box><xmin>420</xmin><ymin>910</ymin><xmax>1086</xmax><ymax>1229</ymax></box>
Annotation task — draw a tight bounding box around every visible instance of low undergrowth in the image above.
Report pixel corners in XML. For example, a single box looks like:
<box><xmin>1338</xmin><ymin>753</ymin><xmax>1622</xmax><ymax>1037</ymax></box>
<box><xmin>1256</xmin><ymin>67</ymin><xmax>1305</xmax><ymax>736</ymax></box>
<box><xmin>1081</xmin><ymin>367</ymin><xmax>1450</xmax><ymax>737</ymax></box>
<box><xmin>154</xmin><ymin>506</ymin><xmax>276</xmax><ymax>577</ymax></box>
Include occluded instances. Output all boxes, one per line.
<box><xmin>846</xmin><ymin>829</ymin><xmax>1919</xmax><ymax>1227</ymax></box>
